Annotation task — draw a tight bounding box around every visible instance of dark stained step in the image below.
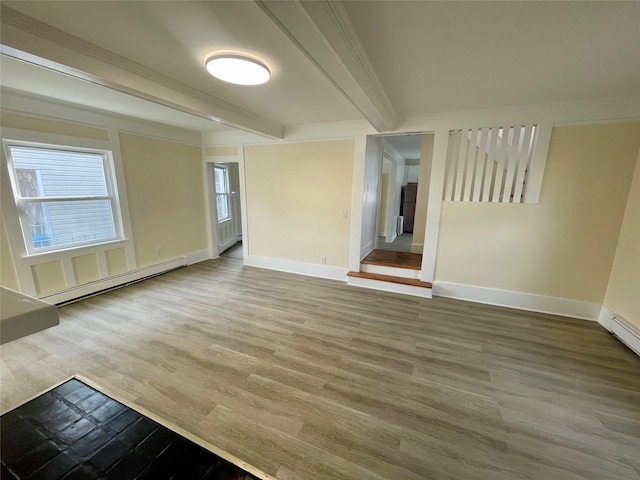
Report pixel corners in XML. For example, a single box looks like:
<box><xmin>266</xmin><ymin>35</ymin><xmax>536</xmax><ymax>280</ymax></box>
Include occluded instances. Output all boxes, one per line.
<box><xmin>361</xmin><ymin>249</ymin><xmax>422</xmax><ymax>270</ymax></box>
<box><xmin>347</xmin><ymin>271</ymin><xmax>432</xmax><ymax>288</ymax></box>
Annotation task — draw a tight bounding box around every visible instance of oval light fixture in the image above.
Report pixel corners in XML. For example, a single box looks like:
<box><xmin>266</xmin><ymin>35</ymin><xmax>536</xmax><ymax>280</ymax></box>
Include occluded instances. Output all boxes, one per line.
<box><xmin>205</xmin><ymin>53</ymin><xmax>271</xmax><ymax>86</ymax></box>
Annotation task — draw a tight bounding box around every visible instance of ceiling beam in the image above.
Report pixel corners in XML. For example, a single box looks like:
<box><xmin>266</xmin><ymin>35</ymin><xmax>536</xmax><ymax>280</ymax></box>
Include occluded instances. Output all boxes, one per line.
<box><xmin>256</xmin><ymin>0</ymin><xmax>396</xmax><ymax>133</ymax></box>
<box><xmin>0</xmin><ymin>6</ymin><xmax>284</xmax><ymax>139</ymax></box>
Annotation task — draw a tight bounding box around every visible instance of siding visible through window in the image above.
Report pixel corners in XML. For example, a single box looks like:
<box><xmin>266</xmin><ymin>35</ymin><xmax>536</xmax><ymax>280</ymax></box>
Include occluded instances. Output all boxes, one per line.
<box><xmin>5</xmin><ymin>143</ymin><xmax>122</xmax><ymax>254</ymax></box>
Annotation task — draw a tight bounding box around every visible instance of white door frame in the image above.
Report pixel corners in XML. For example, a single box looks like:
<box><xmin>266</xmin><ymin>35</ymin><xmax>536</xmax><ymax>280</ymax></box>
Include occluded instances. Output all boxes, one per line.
<box><xmin>203</xmin><ymin>147</ymin><xmax>248</xmax><ymax>259</ymax></box>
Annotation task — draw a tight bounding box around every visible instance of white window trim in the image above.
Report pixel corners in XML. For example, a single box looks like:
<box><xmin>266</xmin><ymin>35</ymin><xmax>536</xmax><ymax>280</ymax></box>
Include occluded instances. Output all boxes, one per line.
<box><xmin>3</xmin><ymin>140</ymin><xmax>126</xmax><ymax>256</ymax></box>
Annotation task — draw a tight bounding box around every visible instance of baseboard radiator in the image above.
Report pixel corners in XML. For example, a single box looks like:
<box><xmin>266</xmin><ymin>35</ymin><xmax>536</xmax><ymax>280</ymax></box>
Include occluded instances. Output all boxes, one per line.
<box><xmin>43</xmin><ymin>257</ymin><xmax>188</xmax><ymax>306</ymax></box>
<box><xmin>396</xmin><ymin>216</ymin><xmax>404</xmax><ymax>236</ymax></box>
<box><xmin>610</xmin><ymin>316</ymin><xmax>640</xmax><ymax>357</ymax></box>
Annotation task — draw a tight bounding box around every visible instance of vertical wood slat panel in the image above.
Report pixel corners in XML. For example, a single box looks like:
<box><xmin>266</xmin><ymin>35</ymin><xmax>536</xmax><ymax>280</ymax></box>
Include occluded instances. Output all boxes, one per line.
<box><xmin>443</xmin><ymin>123</ymin><xmax>539</xmax><ymax>204</ymax></box>
<box><xmin>462</xmin><ymin>129</ymin><xmax>478</xmax><ymax>201</ymax></box>
<box><xmin>444</xmin><ymin>130</ymin><xmax>459</xmax><ymax>200</ymax></box>
<box><xmin>472</xmin><ymin>129</ymin><xmax>489</xmax><ymax>202</ymax></box>
<box><xmin>501</xmin><ymin>126</ymin><xmax>523</xmax><ymax>203</ymax></box>
<box><xmin>454</xmin><ymin>129</ymin><xmax>468</xmax><ymax>201</ymax></box>
<box><xmin>512</xmin><ymin>125</ymin><xmax>535</xmax><ymax>202</ymax></box>
<box><xmin>491</xmin><ymin>127</ymin><xmax>510</xmax><ymax>202</ymax></box>
<box><xmin>482</xmin><ymin>127</ymin><xmax>499</xmax><ymax>202</ymax></box>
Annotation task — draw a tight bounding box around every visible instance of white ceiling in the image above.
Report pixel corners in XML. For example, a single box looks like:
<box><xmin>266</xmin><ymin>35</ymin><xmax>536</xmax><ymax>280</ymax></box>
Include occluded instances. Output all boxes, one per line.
<box><xmin>1</xmin><ymin>1</ymin><xmax>638</xmax><ymax>137</ymax></box>
<box><xmin>384</xmin><ymin>134</ymin><xmax>423</xmax><ymax>161</ymax></box>
<box><xmin>0</xmin><ymin>57</ymin><xmax>232</xmax><ymax>133</ymax></box>
<box><xmin>345</xmin><ymin>1</ymin><xmax>640</xmax><ymax>116</ymax></box>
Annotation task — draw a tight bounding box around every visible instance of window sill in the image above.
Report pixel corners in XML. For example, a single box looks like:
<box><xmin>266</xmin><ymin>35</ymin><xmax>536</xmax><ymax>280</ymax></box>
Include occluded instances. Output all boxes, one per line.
<box><xmin>21</xmin><ymin>238</ymin><xmax>130</xmax><ymax>260</ymax></box>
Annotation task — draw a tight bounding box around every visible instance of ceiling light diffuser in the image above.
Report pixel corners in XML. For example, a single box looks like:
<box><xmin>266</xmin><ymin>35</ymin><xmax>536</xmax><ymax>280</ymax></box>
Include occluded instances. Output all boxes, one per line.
<box><xmin>205</xmin><ymin>54</ymin><xmax>271</xmax><ymax>86</ymax></box>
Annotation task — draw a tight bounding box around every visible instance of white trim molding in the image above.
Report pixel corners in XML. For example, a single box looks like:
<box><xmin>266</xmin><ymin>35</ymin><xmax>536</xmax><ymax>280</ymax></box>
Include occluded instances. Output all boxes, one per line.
<box><xmin>433</xmin><ymin>281</ymin><xmax>601</xmax><ymax>320</ymax></box>
<box><xmin>347</xmin><ymin>275</ymin><xmax>432</xmax><ymax>298</ymax></box>
<box><xmin>598</xmin><ymin>306</ymin><xmax>640</xmax><ymax>357</ymax></box>
<box><xmin>256</xmin><ymin>0</ymin><xmax>396</xmax><ymax>132</ymax></box>
<box><xmin>244</xmin><ymin>255</ymin><xmax>348</xmax><ymax>282</ymax></box>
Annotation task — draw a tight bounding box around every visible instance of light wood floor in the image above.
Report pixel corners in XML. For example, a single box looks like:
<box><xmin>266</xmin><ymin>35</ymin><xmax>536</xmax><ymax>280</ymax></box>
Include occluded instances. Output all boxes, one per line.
<box><xmin>2</xmin><ymin>245</ymin><xmax>639</xmax><ymax>480</ymax></box>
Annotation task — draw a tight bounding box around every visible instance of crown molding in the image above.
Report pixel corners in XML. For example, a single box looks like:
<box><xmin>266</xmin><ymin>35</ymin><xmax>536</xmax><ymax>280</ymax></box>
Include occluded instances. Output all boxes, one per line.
<box><xmin>396</xmin><ymin>94</ymin><xmax>640</xmax><ymax>132</ymax></box>
<box><xmin>202</xmin><ymin>118</ymin><xmax>374</xmax><ymax>146</ymax></box>
<box><xmin>0</xmin><ymin>6</ymin><xmax>284</xmax><ymax>139</ymax></box>
<box><xmin>256</xmin><ymin>0</ymin><xmax>396</xmax><ymax>132</ymax></box>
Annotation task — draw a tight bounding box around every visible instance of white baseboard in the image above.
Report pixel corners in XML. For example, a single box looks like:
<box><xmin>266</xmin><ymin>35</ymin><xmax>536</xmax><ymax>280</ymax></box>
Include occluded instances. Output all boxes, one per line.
<box><xmin>598</xmin><ymin>305</ymin><xmax>615</xmax><ymax>331</ymax></box>
<box><xmin>186</xmin><ymin>248</ymin><xmax>211</xmax><ymax>265</ymax></box>
<box><xmin>432</xmin><ymin>281</ymin><xmax>601</xmax><ymax>320</ymax></box>
<box><xmin>598</xmin><ymin>306</ymin><xmax>640</xmax><ymax>356</ymax></box>
<box><xmin>244</xmin><ymin>255</ymin><xmax>348</xmax><ymax>281</ymax></box>
<box><xmin>42</xmin><ymin>249</ymin><xmax>211</xmax><ymax>304</ymax></box>
<box><xmin>347</xmin><ymin>275</ymin><xmax>432</xmax><ymax>298</ymax></box>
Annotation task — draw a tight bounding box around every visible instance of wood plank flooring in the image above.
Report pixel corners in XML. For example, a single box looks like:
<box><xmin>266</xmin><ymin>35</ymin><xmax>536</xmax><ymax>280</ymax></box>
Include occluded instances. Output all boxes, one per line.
<box><xmin>361</xmin><ymin>249</ymin><xmax>422</xmax><ymax>269</ymax></box>
<box><xmin>2</xmin><ymin>244</ymin><xmax>639</xmax><ymax>480</ymax></box>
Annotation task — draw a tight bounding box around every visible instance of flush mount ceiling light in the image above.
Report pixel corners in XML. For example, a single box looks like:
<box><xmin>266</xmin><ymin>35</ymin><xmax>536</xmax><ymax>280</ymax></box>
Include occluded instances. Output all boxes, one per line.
<box><xmin>205</xmin><ymin>53</ymin><xmax>271</xmax><ymax>86</ymax></box>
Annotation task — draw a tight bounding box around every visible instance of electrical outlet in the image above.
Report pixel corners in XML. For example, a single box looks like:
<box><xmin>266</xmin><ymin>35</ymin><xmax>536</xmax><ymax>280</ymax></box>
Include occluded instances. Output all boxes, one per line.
<box><xmin>156</xmin><ymin>245</ymin><xmax>163</xmax><ymax>256</ymax></box>
<box><xmin>341</xmin><ymin>209</ymin><xmax>349</xmax><ymax>219</ymax></box>
<box><xmin>321</xmin><ymin>256</ymin><xmax>327</xmax><ymax>264</ymax></box>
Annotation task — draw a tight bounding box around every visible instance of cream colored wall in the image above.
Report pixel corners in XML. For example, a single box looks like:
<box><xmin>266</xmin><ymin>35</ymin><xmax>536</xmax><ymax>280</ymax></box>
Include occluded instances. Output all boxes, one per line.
<box><xmin>435</xmin><ymin>123</ymin><xmax>640</xmax><ymax>303</ymax></box>
<box><xmin>119</xmin><ymin>133</ymin><xmax>207</xmax><ymax>267</ymax></box>
<box><xmin>1</xmin><ymin>112</ymin><xmax>109</xmax><ymax>140</ymax></box>
<box><xmin>412</xmin><ymin>134</ymin><xmax>434</xmax><ymax>251</ymax></box>
<box><xmin>1</xmin><ymin>212</ymin><xmax>19</xmax><ymax>290</ymax></box>
<box><xmin>244</xmin><ymin>140</ymin><xmax>354</xmax><ymax>267</ymax></box>
<box><xmin>604</xmin><ymin>149</ymin><xmax>640</xmax><ymax>329</ymax></box>
<box><xmin>205</xmin><ymin>145</ymin><xmax>238</xmax><ymax>157</ymax></box>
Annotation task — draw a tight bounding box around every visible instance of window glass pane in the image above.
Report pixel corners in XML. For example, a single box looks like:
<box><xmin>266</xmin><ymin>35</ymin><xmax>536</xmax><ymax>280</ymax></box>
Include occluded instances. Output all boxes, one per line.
<box><xmin>214</xmin><ymin>167</ymin><xmax>227</xmax><ymax>194</ymax></box>
<box><xmin>10</xmin><ymin>146</ymin><xmax>108</xmax><ymax>197</ymax></box>
<box><xmin>216</xmin><ymin>194</ymin><xmax>229</xmax><ymax>220</ymax></box>
<box><xmin>27</xmin><ymin>199</ymin><xmax>116</xmax><ymax>249</ymax></box>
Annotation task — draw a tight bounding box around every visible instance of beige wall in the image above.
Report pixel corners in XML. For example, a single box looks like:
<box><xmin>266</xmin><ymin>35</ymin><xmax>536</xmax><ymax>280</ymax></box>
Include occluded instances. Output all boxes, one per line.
<box><xmin>604</xmin><ymin>149</ymin><xmax>640</xmax><ymax>329</ymax></box>
<box><xmin>119</xmin><ymin>133</ymin><xmax>207</xmax><ymax>267</ymax></box>
<box><xmin>412</xmin><ymin>134</ymin><xmax>434</xmax><ymax>250</ymax></box>
<box><xmin>435</xmin><ymin>123</ymin><xmax>640</xmax><ymax>303</ymax></box>
<box><xmin>1</xmin><ymin>112</ymin><xmax>109</xmax><ymax>140</ymax></box>
<box><xmin>1</xmin><ymin>212</ymin><xmax>19</xmax><ymax>290</ymax></box>
<box><xmin>244</xmin><ymin>140</ymin><xmax>354</xmax><ymax>267</ymax></box>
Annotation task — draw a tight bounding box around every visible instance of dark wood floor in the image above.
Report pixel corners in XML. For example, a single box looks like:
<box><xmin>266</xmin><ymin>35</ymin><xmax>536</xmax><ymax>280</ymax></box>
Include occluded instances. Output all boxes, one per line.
<box><xmin>2</xmin><ymin>244</ymin><xmax>639</xmax><ymax>480</ymax></box>
<box><xmin>361</xmin><ymin>249</ymin><xmax>422</xmax><ymax>269</ymax></box>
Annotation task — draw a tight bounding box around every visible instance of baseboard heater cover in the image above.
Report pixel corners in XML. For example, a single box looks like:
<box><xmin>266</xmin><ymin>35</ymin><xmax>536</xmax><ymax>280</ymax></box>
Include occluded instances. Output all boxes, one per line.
<box><xmin>610</xmin><ymin>317</ymin><xmax>640</xmax><ymax>357</ymax></box>
<box><xmin>43</xmin><ymin>257</ymin><xmax>188</xmax><ymax>306</ymax></box>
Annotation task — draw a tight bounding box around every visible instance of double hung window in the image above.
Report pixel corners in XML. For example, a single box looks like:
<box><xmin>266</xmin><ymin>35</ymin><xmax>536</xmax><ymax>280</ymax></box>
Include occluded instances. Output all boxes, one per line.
<box><xmin>214</xmin><ymin>165</ymin><xmax>231</xmax><ymax>222</ymax></box>
<box><xmin>5</xmin><ymin>143</ymin><xmax>122</xmax><ymax>254</ymax></box>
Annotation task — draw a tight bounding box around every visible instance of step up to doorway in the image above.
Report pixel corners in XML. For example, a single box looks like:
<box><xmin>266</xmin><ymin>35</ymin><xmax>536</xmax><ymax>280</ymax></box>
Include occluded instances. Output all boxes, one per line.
<box><xmin>361</xmin><ymin>263</ymin><xmax>421</xmax><ymax>279</ymax></box>
<box><xmin>347</xmin><ymin>271</ymin><xmax>432</xmax><ymax>298</ymax></box>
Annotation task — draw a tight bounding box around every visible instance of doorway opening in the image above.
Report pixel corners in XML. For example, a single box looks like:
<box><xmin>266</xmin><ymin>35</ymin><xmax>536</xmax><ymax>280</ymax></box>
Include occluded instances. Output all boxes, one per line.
<box><xmin>209</xmin><ymin>162</ymin><xmax>243</xmax><ymax>257</ymax></box>
<box><xmin>348</xmin><ymin>132</ymin><xmax>434</xmax><ymax>297</ymax></box>
<box><xmin>376</xmin><ymin>134</ymin><xmax>425</xmax><ymax>254</ymax></box>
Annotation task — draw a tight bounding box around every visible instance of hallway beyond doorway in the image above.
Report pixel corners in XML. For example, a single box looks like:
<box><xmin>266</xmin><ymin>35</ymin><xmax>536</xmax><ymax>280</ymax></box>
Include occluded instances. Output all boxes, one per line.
<box><xmin>378</xmin><ymin>233</ymin><xmax>413</xmax><ymax>252</ymax></box>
